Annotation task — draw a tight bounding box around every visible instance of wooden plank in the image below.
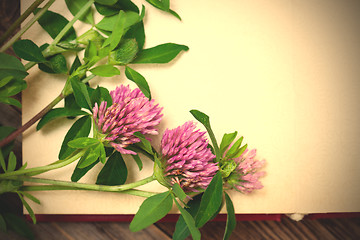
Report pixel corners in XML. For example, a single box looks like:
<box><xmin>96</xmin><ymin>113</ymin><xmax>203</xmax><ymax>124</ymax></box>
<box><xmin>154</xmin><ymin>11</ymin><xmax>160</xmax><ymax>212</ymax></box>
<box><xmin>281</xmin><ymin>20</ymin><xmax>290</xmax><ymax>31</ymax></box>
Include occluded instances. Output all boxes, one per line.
<box><xmin>93</xmin><ymin>222</ymin><xmax>171</xmax><ymax>240</ymax></box>
<box><xmin>0</xmin><ymin>0</ymin><xmax>22</xmax><ymax>162</ymax></box>
<box><xmin>0</xmin><ymin>222</ymin><xmax>172</xmax><ymax>240</ymax></box>
<box><xmin>0</xmin><ymin>103</ymin><xmax>22</xmax><ymax>162</ymax></box>
<box><xmin>156</xmin><ymin>217</ymin><xmax>360</xmax><ymax>240</ymax></box>
<box><xmin>0</xmin><ymin>0</ymin><xmax>19</xmax><ymax>56</ymax></box>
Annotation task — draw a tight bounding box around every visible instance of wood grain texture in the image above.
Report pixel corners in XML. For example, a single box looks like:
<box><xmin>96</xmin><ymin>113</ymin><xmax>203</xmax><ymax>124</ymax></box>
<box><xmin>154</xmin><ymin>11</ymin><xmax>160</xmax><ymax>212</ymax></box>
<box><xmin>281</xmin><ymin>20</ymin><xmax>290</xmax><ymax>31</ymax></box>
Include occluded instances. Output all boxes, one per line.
<box><xmin>156</xmin><ymin>217</ymin><xmax>360</xmax><ymax>240</ymax></box>
<box><xmin>1</xmin><ymin>0</ymin><xmax>360</xmax><ymax>239</ymax></box>
<box><xmin>0</xmin><ymin>222</ymin><xmax>171</xmax><ymax>240</ymax></box>
<box><xmin>1</xmin><ymin>217</ymin><xmax>359</xmax><ymax>240</ymax></box>
<box><xmin>0</xmin><ymin>0</ymin><xmax>19</xmax><ymax>57</ymax></box>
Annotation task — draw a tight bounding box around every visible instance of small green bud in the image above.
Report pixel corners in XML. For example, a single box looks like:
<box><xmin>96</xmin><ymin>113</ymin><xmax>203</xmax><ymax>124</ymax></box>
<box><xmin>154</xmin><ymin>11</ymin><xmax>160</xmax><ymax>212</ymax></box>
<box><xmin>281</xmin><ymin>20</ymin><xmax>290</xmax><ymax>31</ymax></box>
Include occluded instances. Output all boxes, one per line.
<box><xmin>220</xmin><ymin>160</ymin><xmax>238</xmax><ymax>178</ymax></box>
<box><xmin>225</xmin><ymin>172</ymin><xmax>240</xmax><ymax>186</ymax></box>
<box><xmin>0</xmin><ymin>180</ymin><xmax>22</xmax><ymax>194</ymax></box>
<box><xmin>77</xmin><ymin>29</ymin><xmax>104</xmax><ymax>49</ymax></box>
<box><xmin>109</xmin><ymin>38</ymin><xmax>138</xmax><ymax>65</ymax></box>
<box><xmin>56</xmin><ymin>42</ymin><xmax>83</xmax><ymax>51</ymax></box>
<box><xmin>153</xmin><ymin>156</ymin><xmax>171</xmax><ymax>188</ymax></box>
<box><xmin>42</xmin><ymin>44</ymin><xmax>66</xmax><ymax>58</ymax></box>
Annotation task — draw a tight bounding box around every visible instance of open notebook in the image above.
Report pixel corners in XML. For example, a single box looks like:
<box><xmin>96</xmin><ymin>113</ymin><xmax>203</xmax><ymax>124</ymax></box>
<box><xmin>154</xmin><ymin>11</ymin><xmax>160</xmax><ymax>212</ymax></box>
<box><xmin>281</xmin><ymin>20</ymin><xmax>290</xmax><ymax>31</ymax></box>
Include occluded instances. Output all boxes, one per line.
<box><xmin>22</xmin><ymin>0</ymin><xmax>360</xmax><ymax>219</ymax></box>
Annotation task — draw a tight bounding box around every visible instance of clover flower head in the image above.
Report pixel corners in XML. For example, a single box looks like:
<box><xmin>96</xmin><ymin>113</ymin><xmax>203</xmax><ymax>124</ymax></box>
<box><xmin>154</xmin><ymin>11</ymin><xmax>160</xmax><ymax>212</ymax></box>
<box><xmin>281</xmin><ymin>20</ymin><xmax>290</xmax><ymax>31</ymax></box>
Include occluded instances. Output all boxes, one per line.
<box><xmin>160</xmin><ymin>121</ymin><xmax>218</xmax><ymax>192</ymax></box>
<box><xmin>93</xmin><ymin>85</ymin><xmax>163</xmax><ymax>155</ymax></box>
<box><xmin>228</xmin><ymin>148</ymin><xmax>266</xmax><ymax>194</ymax></box>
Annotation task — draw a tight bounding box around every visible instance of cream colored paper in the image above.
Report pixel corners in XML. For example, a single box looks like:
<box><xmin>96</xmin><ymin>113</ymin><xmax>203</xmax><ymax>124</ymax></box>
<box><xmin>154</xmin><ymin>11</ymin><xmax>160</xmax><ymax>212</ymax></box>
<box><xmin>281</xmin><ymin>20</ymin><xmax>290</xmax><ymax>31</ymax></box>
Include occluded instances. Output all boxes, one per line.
<box><xmin>22</xmin><ymin>0</ymin><xmax>360</xmax><ymax>214</ymax></box>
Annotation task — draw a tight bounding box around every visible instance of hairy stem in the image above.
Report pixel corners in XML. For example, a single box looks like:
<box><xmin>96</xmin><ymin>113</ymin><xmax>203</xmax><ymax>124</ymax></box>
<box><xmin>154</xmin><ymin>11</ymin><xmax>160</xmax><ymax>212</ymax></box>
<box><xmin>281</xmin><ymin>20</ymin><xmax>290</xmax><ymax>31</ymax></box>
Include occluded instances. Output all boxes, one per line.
<box><xmin>0</xmin><ymin>1</ymin><xmax>96</xmax><ymax>146</ymax></box>
<box><xmin>24</xmin><ymin>61</ymin><xmax>37</xmax><ymax>71</ymax></box>
<box><xmin>206</xmin><ymin>125</ymin><xmax>221</xmax><ymax>162</ymax></box>
<box><xmin>21</xmin><ymin>0</ymin><xmax>94</xmax><ymax>71</ymax></box>
<box><xmin>51</xmin><ymin>0</ymin><xmax>94</xmax><ymax>46</ymax></box>
<box><xmin>0</xmin><ymin>0</ymin><xmax>56</xmax><ymax>52</ymax></box>
<box><xmin>6</xmin><ymin>175</ymin><xmax>157</xmax><ymax>197</ymax></box>
<box><xmin>0</xmin><ymin>149</ymin><xmax>85</xmax><ymax>178</ymax></box>
<box><xmin>9</xmin><ymin>175</ymin><xmax>155</xmax><ymax>191</ymax></box>
<box><xmin>0</xmin><ymin>1</ymin><xmax>97</xmax><ymax>147</ymax></box>
<box><xmin>19</xmin><ymin>185</ymin><xmax>157</xmax><ymax>198</ymax></box>
<box><xmin>0</xmin><ymin>0</ymin><xmax>46</xmax><ymax>46</ymax></box>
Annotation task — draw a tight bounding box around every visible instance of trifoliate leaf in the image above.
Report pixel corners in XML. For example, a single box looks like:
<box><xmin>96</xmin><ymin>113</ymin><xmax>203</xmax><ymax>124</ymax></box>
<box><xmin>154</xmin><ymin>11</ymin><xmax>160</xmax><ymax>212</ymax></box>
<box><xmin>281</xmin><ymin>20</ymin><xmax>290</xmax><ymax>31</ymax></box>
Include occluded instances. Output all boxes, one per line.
<box><xmin>109</xmin><ymin>39</ymin><xmax>138</xmax><ymax>65</ymax></box>
<box><xmin>13</xmin><ymin>39</ymin><xmax>45</xmax><ymax>62</ymax></box>
<box><xmin>223</xmin><ymin>193</ymin><xmax>236</xmax><ymax>240</ymax></box>
<box><xmin>173</xmin><ymin>197</ymin><xmax>201</xmax><ymax>240</ymax></box>
<box><xmin>125</xmin><ymin>66</ymin><xmax>151</xmax><ymax>99</ymax></box>
<box><xmin>95</xmin><ymin>0</ymin><xmax>117</xmax><ymax>6</ymax></box>
<box><xmin>172</xmin><ymin>183</ymin><xmax>187</xmax><ymax>202</ymax></box>
<box><xmin>220</xmin><ymin>131</ymin><xmax>238</xmax><ymax>155</ymax></box>
<box><xmin>96</xmin><ymin>151</ymin><xmax>127</xmax><ymax>185</ymax></box>
<box><xmin>71</xmin><ymin>159</ymin><xmax>99</xmax><ymax>182</ymax></box>
<box><xmin>226</xmin><ymin>136</ymin><xmax>243</xmax><ymax>158</ymax></box>
<box><xmin>59</xmin><ymin>115</ymin><xmax>92</xmax><ymax>160</ymax></box>
<box><xmin>35</xmin><ymin>8</ymin><xmax>76</xmax><ymax>42</ymax></box>
<box><xmin>68</xmin><ymin>137</ymin><xmax>100</xmax><ymax>149</ymax></box>
<box><xmin>130</xmin><ymin>191</ymin><xmax>172</xmax><ymax>232</ymax></box>
<box><xmin>0</xmin><ymin>79</ymin><xmax>27</xmax><ymax>97</ymax></box>
<box><xmin>36</xmin><ymin>108</ymin><xmax>88</xmax><ymax>130</ymax></box>
<box><xmin>195</xmin><ymin>172</ymin><xmax>223</xmax><ymax>228</ymax></box>
<box><xmin>78</xmin><ymin>144</ymin><xmax>101</xmax><ymax>168</ymax></box>
<box><xmin>7</xmin><ymin>152</ymin><xmax>16</xmax><ymax>172</ymax></box>
<box><xmin>0</xmin><ymin>53</ymin><xmax>28</xmax><ymax>80</ymax></box>
<box><xmin>70</xmin><ymin>77</ymin><xmax>92</xmax><ymax>110</ymax></box>
<box><xmin>132</xmin><ymin>43</ymin><xmax>189</xmax><ymax>64</ymax></box>
<box><xmin>90</xmin><ymin>64</ymin><xmax>120</xmax><ymax>77</ymax></box>
<box><xmin>65</xmin><ymin>0</ymin><xmax>94</xmax><ymax>25</ymax></box>
<box><xmin>0</xmin><ymin>97</ymin><xmax>22</xmax><ymax>108</ymax></box>
<box><xmin>17</xmin><ymin>193</ymin><xmax>36</xmax><ymax>224</ymax></box>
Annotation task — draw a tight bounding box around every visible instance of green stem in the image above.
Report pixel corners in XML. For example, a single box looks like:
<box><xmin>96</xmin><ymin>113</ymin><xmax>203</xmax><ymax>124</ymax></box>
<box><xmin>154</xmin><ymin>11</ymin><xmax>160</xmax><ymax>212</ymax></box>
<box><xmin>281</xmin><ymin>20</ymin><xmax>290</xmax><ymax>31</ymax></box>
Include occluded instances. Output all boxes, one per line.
<box><xmin>0</xmin><ymin>1</ymin><xmax>97</xmax><ymax>147</ymax></box>
<box><xmin>0</xmin><ymin>149</ymin><xmax>85</xmax><ymax>178</ymax></box>
<box><xmin>51</xmin><ymin>0</ymin><xmax>94</xmax><ymax>46</ymax></box>
<box><xmin>24</xmin><ymin>61</ymin><xmax>36</xmax><ymax>71</ymax></box>
<box><xmin>19</xmin><ymin>185</ymin><xmax>157</xmax><ymax>198</ymax></box>
<box><xmin>21</xmin><ymin>0</ymin><xmax>94</xmax><ymax>71</ymax></box>
<box><xmin>81</xmin><ymin>73</ymin><xmax>96</xmax><ymax>84</ymax></box>
<box><xmin>0</xmin><ymin>1</ymin><xmax>96</xmax><ymax>146</ymax></box>
<box><xmin>206</xmin><ymin>126</ymin><xmax>221</xmax><ymax>162</ymax></box>
<box><xmin>0</xmin><ymin>0</ymin><xmax>56</xmax><ymax>53</ymax></box>
<box><xmin>127</xmin><ymin>145</ymin><xmax>156</xmax><ymax>161</ymax></box>
<box><xmin>0</xmin><ymin>0</ymin><xmax>47</xmax><ymax>46</ymax></box>
<box><xmin>6</xmin><ymin>175</ymin><xmax>156</xmax><ymax>191</ymax></box>
<box><xmin>7</xmin><ymin>175</ymin><xmax>157</xmax><ymax>198</ymax></box>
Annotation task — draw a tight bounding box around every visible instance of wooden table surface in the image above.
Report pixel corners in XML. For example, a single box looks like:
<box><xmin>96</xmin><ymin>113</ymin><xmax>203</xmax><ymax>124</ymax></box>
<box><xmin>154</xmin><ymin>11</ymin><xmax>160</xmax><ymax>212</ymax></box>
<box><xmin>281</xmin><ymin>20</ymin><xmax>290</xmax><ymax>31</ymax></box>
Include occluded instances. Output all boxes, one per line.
<box><xmin>1</xmin><ymin>0</ymin><xmax>359</xmax><ymax>239</ymax></box>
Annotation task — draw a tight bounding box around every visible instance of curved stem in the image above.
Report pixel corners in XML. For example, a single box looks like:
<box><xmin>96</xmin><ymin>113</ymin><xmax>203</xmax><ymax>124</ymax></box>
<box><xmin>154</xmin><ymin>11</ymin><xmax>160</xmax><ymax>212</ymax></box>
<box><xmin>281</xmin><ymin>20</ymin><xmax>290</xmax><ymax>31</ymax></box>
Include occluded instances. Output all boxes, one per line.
<box><xmin>205</xmin><ymin>126</ymin><xmax>221</xmax><ymax>162</ymax></box>
<box><xmin>81</xmin><ymin>73</ymin><xmax>96</xmax><ymax>84</ymax></box>
<box><xmin>0</xmin><ymin>0</ymin><xmax>56</xmax><ymax>53</ymax></box>
<box><xmin>51</xmin><ymin>0</ymin><xmax>94</xmax><ymax>46</ymax></box>
<box><xmin>0</xmin><ymin>149</ymin><xmax>85</xmax><ymax>178</ymax></box>
<box><xmin>25</xmin><ymin>61</ymin><xmax>37</xmax><ymax>71</ymax></box>
<box><xmin>8</xmin><ymin>0</ymin><xmax>93</xmax><ymax>70</ymax></box>
<box><xmin>0</xmin><ymin>1</ymin><xmax>96</xmax><ymax>146</ymax></box>
<box><xmin>19</xmin><ymin>185</ymin><xmax>157</xmax><ymax>198</ymax></box>
<box><xmin>0</xmin><ymin>0</ymin><xmax>46</xmax><ymax>46</ymax></box>
<box><xmin>127</xmin><ymin>145</ymin><xmax>155</xmax><ymax>161</ymax></box>
<box><xmin>5</xmin><ymin>175</ymin><xmax>155</xmax><ymax>192</ymax></box>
